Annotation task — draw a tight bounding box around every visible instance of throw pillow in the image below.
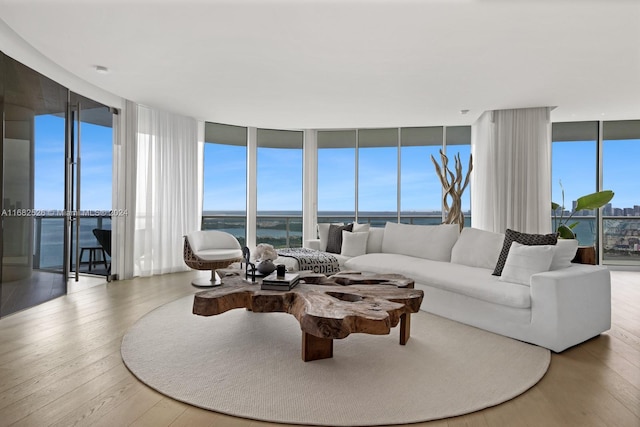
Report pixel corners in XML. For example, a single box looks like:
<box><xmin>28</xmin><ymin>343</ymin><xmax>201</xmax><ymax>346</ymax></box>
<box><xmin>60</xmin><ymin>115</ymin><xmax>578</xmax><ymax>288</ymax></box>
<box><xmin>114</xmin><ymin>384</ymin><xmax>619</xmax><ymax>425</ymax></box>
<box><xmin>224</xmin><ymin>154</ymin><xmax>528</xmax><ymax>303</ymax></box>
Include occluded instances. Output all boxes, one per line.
<box><xmin>450</xmin><ymin>227</ymin><xmax>505</xmax><ymax>270</ymax></box>
<box><xmin>366</xmin><ymin>227</ymin><xmax>385</xmax><ymax>253</ymax></box>
<box><xmin>493</xmin><ymin>229</ymin><xmax>558</xmax><ymax>276</ymax></box>
<box><xmin>382</xmin><ymin>222</ymin><xmax>460</xmax><ymax>262</ymax></box>
<box><xmin>499</xmin><ymin>242</ymin><xmax>555</xmax><ymax>286</ymax></box>
<box><xmin>341</xmin><ymin>231</ymin><xmax>369</xmax><ymax>257</ymax></box>
<box><xmin>317</xmin><ymin>222</ymin><xmax>344</xmax><ymax>251</ymax></box>
<box><xmin>352</xmin><ymin>222</ymin><xmax>371</xmax><ymax>233</ymax></box>
<box><xmin>550</xmin><ymin>238</ymin><xmax>580</xmax><ymax>270</ymax></box>
<box><xmin>326</xmin><ymin>223</ymin><xmax>353</xmax><ymax>254</ymax></box>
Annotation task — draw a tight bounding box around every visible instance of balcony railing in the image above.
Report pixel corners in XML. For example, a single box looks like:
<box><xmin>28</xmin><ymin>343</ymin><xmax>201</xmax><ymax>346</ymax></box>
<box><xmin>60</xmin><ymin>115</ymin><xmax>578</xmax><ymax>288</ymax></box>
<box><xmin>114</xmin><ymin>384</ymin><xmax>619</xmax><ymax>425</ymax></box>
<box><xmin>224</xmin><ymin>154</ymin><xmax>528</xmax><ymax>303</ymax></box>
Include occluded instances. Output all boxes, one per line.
<box><xmin>202</xmin><ymin>213</ymin><xmax>640</xmax><ymax>265</ymax></box>
<box><xmin>201</xmin><ymin>213</ymin><xmax>471</xmax><ymax>249</ymax></box>
<box><xmin>33</xmin><ymin>215</ymin><xmax>111</xmax><ymax>270</ymax></box>
<box><xmin>603</xmin><ymin>216</ymin><xmax>640</xmax><ymax>263</ymax></box>
<box><xmin>28</xmin><ymin>213</ymin><xmax>640</xmax><ymax>271</ymax></box>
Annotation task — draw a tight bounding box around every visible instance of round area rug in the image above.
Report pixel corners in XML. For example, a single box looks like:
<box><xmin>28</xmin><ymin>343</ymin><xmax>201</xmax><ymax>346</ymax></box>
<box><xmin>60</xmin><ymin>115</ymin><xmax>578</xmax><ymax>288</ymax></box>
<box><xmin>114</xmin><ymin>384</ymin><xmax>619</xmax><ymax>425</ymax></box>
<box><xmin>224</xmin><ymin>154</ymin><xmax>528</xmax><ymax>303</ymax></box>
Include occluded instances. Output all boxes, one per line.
<box><xmin>121</xmin><ymin>295</ymin><xmax>550</xmax><ymax>426</ymax></box>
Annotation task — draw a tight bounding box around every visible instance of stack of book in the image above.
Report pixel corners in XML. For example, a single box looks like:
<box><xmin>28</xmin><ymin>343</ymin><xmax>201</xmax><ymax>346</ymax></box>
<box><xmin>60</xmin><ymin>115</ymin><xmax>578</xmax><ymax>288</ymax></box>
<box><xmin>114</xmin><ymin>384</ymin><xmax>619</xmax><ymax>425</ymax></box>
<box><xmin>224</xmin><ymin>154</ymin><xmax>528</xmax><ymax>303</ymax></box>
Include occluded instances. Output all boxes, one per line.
<box><xmin>260</xmin><ymin>272</ymin><xmax>300</xmax><ymax>291</ymax></box>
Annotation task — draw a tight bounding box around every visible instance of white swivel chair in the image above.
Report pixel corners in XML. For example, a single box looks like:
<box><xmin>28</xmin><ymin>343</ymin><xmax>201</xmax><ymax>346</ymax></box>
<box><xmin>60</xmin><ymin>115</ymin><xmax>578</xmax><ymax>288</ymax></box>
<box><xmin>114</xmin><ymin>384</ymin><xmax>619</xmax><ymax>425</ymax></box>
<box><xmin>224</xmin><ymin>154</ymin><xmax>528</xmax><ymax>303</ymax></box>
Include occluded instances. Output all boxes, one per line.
<box><xmin>183</xmin><ymin>230</ymin><xmax>243</xmax><ymax>287</ymax></box>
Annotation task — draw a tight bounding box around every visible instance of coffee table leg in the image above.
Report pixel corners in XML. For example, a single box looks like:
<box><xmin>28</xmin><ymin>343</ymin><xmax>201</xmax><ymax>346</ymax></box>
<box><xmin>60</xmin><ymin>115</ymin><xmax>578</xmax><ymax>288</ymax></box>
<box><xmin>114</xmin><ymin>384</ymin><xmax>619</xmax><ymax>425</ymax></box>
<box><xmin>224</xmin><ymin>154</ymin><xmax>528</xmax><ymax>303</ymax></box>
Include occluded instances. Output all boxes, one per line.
<box><xmin>302</xmin><ymin>332</ymin><xmax>333</xmax><ymax>362</ymax></box>
<box><xmin>400</xmin><ymin>313</ymin><xmax>411</xmax><ymax>345</ymax></box>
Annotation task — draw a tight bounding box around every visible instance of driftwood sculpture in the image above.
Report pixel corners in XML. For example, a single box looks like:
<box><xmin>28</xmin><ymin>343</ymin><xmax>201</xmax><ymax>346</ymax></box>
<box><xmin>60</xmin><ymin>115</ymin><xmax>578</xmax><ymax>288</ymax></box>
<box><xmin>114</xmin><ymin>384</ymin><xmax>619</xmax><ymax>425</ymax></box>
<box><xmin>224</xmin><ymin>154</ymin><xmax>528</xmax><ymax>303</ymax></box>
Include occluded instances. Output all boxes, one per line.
<box><xmin>431</xmin><ymin>149</ymin><xmax>473</xmax><ymax>231</ymax></box>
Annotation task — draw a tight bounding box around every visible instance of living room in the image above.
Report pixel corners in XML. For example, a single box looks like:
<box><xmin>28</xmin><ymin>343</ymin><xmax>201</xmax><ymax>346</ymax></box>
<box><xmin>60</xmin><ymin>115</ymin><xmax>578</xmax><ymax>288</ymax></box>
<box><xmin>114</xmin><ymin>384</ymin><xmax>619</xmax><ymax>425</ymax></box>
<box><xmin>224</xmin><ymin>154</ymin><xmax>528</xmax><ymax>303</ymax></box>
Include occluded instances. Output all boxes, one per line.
<box><xmin>0</xmin><ymin>1</ymin><xmax>639</xmax><ymax>426</ymax></box>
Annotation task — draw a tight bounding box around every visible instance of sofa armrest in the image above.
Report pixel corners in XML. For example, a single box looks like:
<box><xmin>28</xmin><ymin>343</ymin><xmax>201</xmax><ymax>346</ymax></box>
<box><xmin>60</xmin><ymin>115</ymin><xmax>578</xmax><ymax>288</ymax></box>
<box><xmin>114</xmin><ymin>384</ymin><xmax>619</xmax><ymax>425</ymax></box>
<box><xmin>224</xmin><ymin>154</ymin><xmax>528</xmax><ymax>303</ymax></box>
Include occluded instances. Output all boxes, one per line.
<box><xmin>529</xmin><ymin>264</ymin><xmax>611</xmax><ymax>352</ymax></box>
<box><xmin>305</xmin><ymin>239</ymin><xmax>321</xmax><ymax>251</ymax></box>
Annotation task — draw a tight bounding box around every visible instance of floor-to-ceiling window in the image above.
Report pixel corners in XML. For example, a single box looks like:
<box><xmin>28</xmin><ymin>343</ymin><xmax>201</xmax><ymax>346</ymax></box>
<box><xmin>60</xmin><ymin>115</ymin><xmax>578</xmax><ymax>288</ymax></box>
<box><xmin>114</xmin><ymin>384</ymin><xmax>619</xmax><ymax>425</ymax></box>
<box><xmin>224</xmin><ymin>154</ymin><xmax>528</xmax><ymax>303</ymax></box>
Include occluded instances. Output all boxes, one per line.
<box><xmin>445</xmin><ymin>126</ymin><xmax>472</xmax><ymax>228</ymax></box>
<box><xmin>399</xmin><ymin>126</ymin><xmax>443</xmax><ymax>225</ymax></box>
<box><xmin>602</xmin><ymin>120</ymin><xmax>640</xmax><ymax>264</ymax></box>
<box><xmin>68</xmin><ymin>94</ymin><xmax>114</xmax><ymax>279</ymax></box>
<box><xmin>357</xmin><ymin>128</ymin><xmax>398</xmax><ymax>226</ymax></box>
<box><xmin>317</xmin><ymin>130</ymin><xmax>356</xmax><ymax>224</ymax></box>
<box><xmin>202</xmin><ymin>122</ymin><xmax>248</xmax><ymax>246</ymax></box>
<box><xmin>257</xmin><ymin>128</ymin><xmax>303</xmax><ymax>248</ymax></box>
<box><xmin>551</xmin><ymin>122</ymin><xmax>598</xmax><ymax>246</ymax></box>
<box><xmin>315</xmin><ymin>125</ymin><xmax>471</xmax><ymax>230</ymax></box>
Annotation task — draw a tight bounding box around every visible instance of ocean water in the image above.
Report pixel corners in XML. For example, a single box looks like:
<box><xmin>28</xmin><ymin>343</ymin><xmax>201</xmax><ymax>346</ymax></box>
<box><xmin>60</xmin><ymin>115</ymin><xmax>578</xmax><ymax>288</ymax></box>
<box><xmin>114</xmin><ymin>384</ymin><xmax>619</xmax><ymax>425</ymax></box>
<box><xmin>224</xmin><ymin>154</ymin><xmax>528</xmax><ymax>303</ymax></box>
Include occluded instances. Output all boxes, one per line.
<box><xmin>36</xmin><ymin>217</ymin><xmax>111</xmax><ymax>269</ymax></box>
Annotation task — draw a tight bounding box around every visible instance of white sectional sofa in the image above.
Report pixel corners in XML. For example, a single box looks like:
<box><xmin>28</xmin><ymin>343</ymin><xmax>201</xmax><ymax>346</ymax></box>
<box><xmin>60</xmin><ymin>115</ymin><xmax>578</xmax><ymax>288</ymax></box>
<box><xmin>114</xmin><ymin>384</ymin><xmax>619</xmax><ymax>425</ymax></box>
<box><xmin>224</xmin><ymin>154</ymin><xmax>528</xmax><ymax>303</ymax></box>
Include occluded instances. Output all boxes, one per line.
<box><xmin>305</xmin><ymin>222</ymin><xmax>611</xmax><ymax>353</ymax></box>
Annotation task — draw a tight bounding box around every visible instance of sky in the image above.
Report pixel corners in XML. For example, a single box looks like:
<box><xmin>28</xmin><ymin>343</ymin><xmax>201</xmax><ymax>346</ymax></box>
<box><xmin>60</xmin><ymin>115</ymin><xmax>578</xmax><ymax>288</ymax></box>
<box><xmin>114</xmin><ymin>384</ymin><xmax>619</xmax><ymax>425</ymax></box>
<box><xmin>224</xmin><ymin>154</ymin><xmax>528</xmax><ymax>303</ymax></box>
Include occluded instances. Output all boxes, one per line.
<box><xmin>31</xmin><ymin>116</ymin><xmax>637</xmax><ymax>214</ymax></box>
<box><xmin>34</xmin><ymin>114</ymin><xmax>112</xmax><ymax>211</ymax></box>
<box><xmin>552</xmin><ymin>139</ymin><xmax>639</xmax><ymax>211</ymax></box>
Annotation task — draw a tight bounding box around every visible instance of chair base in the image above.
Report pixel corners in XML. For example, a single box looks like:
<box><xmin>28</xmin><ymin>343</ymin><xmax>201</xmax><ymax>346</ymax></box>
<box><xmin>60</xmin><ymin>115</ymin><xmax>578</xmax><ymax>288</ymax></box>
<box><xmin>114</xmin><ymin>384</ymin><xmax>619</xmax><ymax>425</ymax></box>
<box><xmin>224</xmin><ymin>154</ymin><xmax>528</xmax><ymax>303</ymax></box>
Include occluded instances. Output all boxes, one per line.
<box><xmin>191</xmin><ymin>270</ymin><xmax>222</xmax><ymax>288</ymax></box>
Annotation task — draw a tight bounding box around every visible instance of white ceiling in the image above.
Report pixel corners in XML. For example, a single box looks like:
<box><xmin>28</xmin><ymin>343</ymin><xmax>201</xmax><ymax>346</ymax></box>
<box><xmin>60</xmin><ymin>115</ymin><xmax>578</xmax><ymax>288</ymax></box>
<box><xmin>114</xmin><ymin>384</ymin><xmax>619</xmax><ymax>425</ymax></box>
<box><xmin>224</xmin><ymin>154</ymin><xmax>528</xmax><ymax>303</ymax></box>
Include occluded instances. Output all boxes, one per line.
<box><xmin>1</xmin><ymin>0</ymin><xmax>639</xmax><ymax>129</ymax></box>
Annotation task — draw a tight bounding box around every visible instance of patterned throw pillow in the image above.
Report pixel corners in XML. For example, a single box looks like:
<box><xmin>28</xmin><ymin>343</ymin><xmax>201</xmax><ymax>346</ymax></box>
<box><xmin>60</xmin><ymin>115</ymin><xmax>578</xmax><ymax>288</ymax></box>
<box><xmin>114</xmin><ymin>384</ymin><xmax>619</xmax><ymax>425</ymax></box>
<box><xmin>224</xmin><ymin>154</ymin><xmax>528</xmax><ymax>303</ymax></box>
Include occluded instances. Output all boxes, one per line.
<box><xmin>325</xmin><ymin>223</ymin><xmax>353</xmax><ymax>254</ymax></box>
<box><xmin>493</xmin><ymin>229</ymin><xmax>558</xmax><ymax>276</ymax></box>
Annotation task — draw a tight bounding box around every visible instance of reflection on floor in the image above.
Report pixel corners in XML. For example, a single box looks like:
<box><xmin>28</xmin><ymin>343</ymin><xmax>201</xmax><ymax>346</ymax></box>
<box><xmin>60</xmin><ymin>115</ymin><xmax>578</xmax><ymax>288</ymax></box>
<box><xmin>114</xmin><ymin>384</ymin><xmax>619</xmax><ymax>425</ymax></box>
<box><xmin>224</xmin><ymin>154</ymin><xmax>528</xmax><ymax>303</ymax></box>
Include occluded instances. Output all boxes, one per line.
<box><xmin>67</xmin><ymin>274</ymin><xmax>107</xmax><ymax>294</ymax></box>
<box><xmin>0</xmin><ymin>270</ymin><xmax>66</xmax><ymax>317</ymax></box>
<box><xmin>0</xmin><ymin>270</ymin><xmax>107</xmax><ymax>317</ymax></box>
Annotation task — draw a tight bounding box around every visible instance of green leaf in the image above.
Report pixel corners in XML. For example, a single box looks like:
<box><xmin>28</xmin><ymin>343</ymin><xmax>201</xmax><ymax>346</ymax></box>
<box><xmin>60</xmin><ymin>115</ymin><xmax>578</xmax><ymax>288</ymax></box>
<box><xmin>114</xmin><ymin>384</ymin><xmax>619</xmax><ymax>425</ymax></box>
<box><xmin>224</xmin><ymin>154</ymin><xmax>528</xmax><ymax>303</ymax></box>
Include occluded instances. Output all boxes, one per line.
<box><xmin>557</xmin><ymin>224</ymin><xmax>576</xmax><ymax>239</ymax></box>
<box><xmin>567</xmin><ymin>221</ymin><xmax>579</xmax><ymax>230</ymax></box>
<box><xmin>574</xmin><ymin>190</ymin><xmax>614</xmax><ymax>211</ymax></box>
<box><xmin>551</xmin><ymin>202</ymin><xmax>561</xmax><ymax>211</ymax></box>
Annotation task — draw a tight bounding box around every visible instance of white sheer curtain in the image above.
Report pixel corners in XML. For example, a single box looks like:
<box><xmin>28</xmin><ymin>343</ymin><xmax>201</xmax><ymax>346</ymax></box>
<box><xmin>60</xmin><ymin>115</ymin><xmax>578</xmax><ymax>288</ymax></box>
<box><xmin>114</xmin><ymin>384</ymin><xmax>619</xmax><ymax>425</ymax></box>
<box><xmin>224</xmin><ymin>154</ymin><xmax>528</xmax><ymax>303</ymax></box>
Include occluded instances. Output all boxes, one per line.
<box><xmin>111</xmin><ymin>100</ymin><xmax>138</xmax><ymax>280</ymax></box>
<box><xmin>471</xmin><ymin>107</ymin><xmax>552</xmax><ymax>234</ymax></box>
<box><xmin>134</xmin><ymin>105</ymin><xmax>200</xmax><ymax>276</ymax></box>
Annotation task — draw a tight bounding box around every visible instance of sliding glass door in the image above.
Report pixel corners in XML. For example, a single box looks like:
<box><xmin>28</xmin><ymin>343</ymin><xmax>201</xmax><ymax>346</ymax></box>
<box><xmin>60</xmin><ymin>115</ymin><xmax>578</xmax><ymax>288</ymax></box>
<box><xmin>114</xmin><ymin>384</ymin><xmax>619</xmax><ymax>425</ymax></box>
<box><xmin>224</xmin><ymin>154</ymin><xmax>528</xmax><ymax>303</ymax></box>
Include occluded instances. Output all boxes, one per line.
<box><xmin>66</xmin><ymin>94</ymin><xmax>113</xmax><ymax>280</ymax></box>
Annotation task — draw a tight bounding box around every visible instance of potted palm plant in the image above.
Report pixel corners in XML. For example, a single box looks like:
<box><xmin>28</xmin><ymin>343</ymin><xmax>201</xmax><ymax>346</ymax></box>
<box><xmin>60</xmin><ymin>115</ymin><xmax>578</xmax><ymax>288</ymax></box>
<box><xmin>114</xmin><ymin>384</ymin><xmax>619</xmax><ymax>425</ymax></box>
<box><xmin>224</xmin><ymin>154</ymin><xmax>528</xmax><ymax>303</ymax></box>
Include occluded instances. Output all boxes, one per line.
<box><xmin>552</xmin><ymin>185</ymin><xmax>614</xmax><ymax>239</ymax></box>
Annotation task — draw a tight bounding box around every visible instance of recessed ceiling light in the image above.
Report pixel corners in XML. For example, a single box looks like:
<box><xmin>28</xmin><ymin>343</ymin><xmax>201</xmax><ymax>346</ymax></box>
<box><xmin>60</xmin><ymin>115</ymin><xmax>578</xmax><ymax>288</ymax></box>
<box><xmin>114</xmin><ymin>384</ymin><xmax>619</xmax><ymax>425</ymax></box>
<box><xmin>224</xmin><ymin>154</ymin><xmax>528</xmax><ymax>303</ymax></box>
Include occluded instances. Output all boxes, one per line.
<box><xmin>95</xmin><ymin>65</ymin><xmax>109</xmax><ymax>74</ymax></box>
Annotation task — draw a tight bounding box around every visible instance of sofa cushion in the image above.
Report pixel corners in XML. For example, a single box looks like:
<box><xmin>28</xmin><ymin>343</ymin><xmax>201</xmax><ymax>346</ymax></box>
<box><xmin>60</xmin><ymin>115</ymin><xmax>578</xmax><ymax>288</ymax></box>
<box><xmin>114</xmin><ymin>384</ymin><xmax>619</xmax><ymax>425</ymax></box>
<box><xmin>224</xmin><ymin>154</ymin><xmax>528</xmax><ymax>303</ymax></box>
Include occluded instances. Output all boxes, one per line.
<box><xmin>382</xmin><ymin>222</ymin><xmax>459</xmax><ymax>262</ymax></box>
<box><xmin>352</xmin><ymin>222</ymin><xmax>370</xmax><ymax>233</ymax></box>
<box><xmin>550</xmin><ymin>239</ymin><xmax>579</xmax><ymax>270</ymax></box>
<box><xmin>493</xmin><ymin>229</ymin><xmax>558</xmax><ymax>276</ymax></box>
<box><xmin>187</xmin><ymin>230</ymin><xmax>241</xmax><ymax>252</ymax></box>
<box><xmin>344</xmin><ymin>253</ymin><xmax>531</xmax><ymax>309</ymax></box>
<box><xmin>318</xmin><ymin>223</ymin><xmax>344</xmax><ymax>252</ymax></box>
<box><xmin>451</xmin><ymin>227</ymin><xmax>505</xmax><ymax>269</ymax></box>
<box><xmin>326</xmin><ymin>223</ymin><xmax>353</xmax><ymax>254</ymax></box>
<box><xmin>366</xmin><ymin>227</ymin><xmax>384</xmax><ymax>253</ymax></box>
<box><xmin>341</xmin><ymin>231</ymin><xmax>369</xmax><ymax>257</ymax></box>
<box><xmin>499</xmin><ymin>242</ymin><xmax>555</xmax><ymax>286</ymax></box>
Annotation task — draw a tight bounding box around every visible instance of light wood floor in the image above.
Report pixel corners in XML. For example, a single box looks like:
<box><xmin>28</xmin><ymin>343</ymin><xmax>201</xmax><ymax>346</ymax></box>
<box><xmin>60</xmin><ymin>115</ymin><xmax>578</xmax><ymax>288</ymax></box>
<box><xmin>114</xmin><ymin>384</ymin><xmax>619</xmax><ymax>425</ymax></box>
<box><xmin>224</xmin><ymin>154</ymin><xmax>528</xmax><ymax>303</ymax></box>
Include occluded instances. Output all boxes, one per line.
<box><xmin>0</xmin><ymin>270</ymin><xmax>638</xmax><ymax>427</ymax></box>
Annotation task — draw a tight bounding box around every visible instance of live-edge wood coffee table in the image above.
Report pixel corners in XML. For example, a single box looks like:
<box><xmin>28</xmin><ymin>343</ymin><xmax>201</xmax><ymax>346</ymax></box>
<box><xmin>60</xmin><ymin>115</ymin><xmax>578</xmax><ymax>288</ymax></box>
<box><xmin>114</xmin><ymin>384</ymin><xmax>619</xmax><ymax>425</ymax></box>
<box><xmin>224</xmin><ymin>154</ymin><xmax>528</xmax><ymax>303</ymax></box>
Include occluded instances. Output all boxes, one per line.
<box><xmin>192</xmin><ymin>270</ymin><xmax>424</xmax><ymax>362</ymax></box>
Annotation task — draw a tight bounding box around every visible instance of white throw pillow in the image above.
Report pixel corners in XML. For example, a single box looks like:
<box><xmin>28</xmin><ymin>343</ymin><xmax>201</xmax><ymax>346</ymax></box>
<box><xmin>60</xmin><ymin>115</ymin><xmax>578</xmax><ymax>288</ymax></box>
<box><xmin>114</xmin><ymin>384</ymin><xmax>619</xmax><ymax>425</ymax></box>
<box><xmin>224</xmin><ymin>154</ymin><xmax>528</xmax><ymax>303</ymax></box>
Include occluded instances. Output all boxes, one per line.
<box><xmin>451</xmin><ymin>227</ymin><xmax>505</xmax><ymax>269</ymax></box>
<box><xmin>499</xmin><ymin>242</ymin><xmax>555</xmax><ymax>286</ymax></box>
<box><xmin>352</xmin><ymin>222</ymin><xmax>370</xmax><ymax>233</ymax></box>
<box><xmin>317</xmin><ymin>223</ymin><xmax>344</xmax><ymax>252</ymax></box>
<box><xmin>381</xmin><ymin>222</ymin><xmax>460</xmax><ymax>262</ymax></box>
<box><xmin>550</xmin><ymin>239</ymin><xmax>579</xmax><ymax>270</ymax></box>
<box><xmin>366</xmin><ymin>227</ymin><xmax>385</xmax><ymax>253</ymax></box>
<box><xmin>341</xmin><ymin>231</ymin><xmax>369</xmax><ymax>257</ymax></box>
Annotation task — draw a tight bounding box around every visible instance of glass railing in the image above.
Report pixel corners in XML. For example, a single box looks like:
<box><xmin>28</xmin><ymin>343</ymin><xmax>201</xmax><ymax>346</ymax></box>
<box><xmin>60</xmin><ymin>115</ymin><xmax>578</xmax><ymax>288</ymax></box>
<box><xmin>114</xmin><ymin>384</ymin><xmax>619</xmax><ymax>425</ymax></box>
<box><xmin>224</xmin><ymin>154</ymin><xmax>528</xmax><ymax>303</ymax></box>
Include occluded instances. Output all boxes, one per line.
<box><xmin>257</xmin><ymin>215</ymin><xmax>302</xmax><ymax>248</ymax></box>
<box><xmin>603</xmin><ymin>216</ymin><xmax>640</xmax><ymax>263</ymax></box>
<box><xmin>202</xmin><ymin>213</ymin><xmax>472</xmax><ymax>249</ymax></box>
<box><xmin>33</xmin><ymin>215</ymin><xmax>111</xmax><ymax>270</ymax></box>
<box><xmin>552</xmin><ymin>217</ymin><xmax>598</xmax><ymax>247</ymax></box>
<box><xmin>202</xmin><ymin>214</ymin><xmax>247</xmax><ymax>247</ymax></box>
